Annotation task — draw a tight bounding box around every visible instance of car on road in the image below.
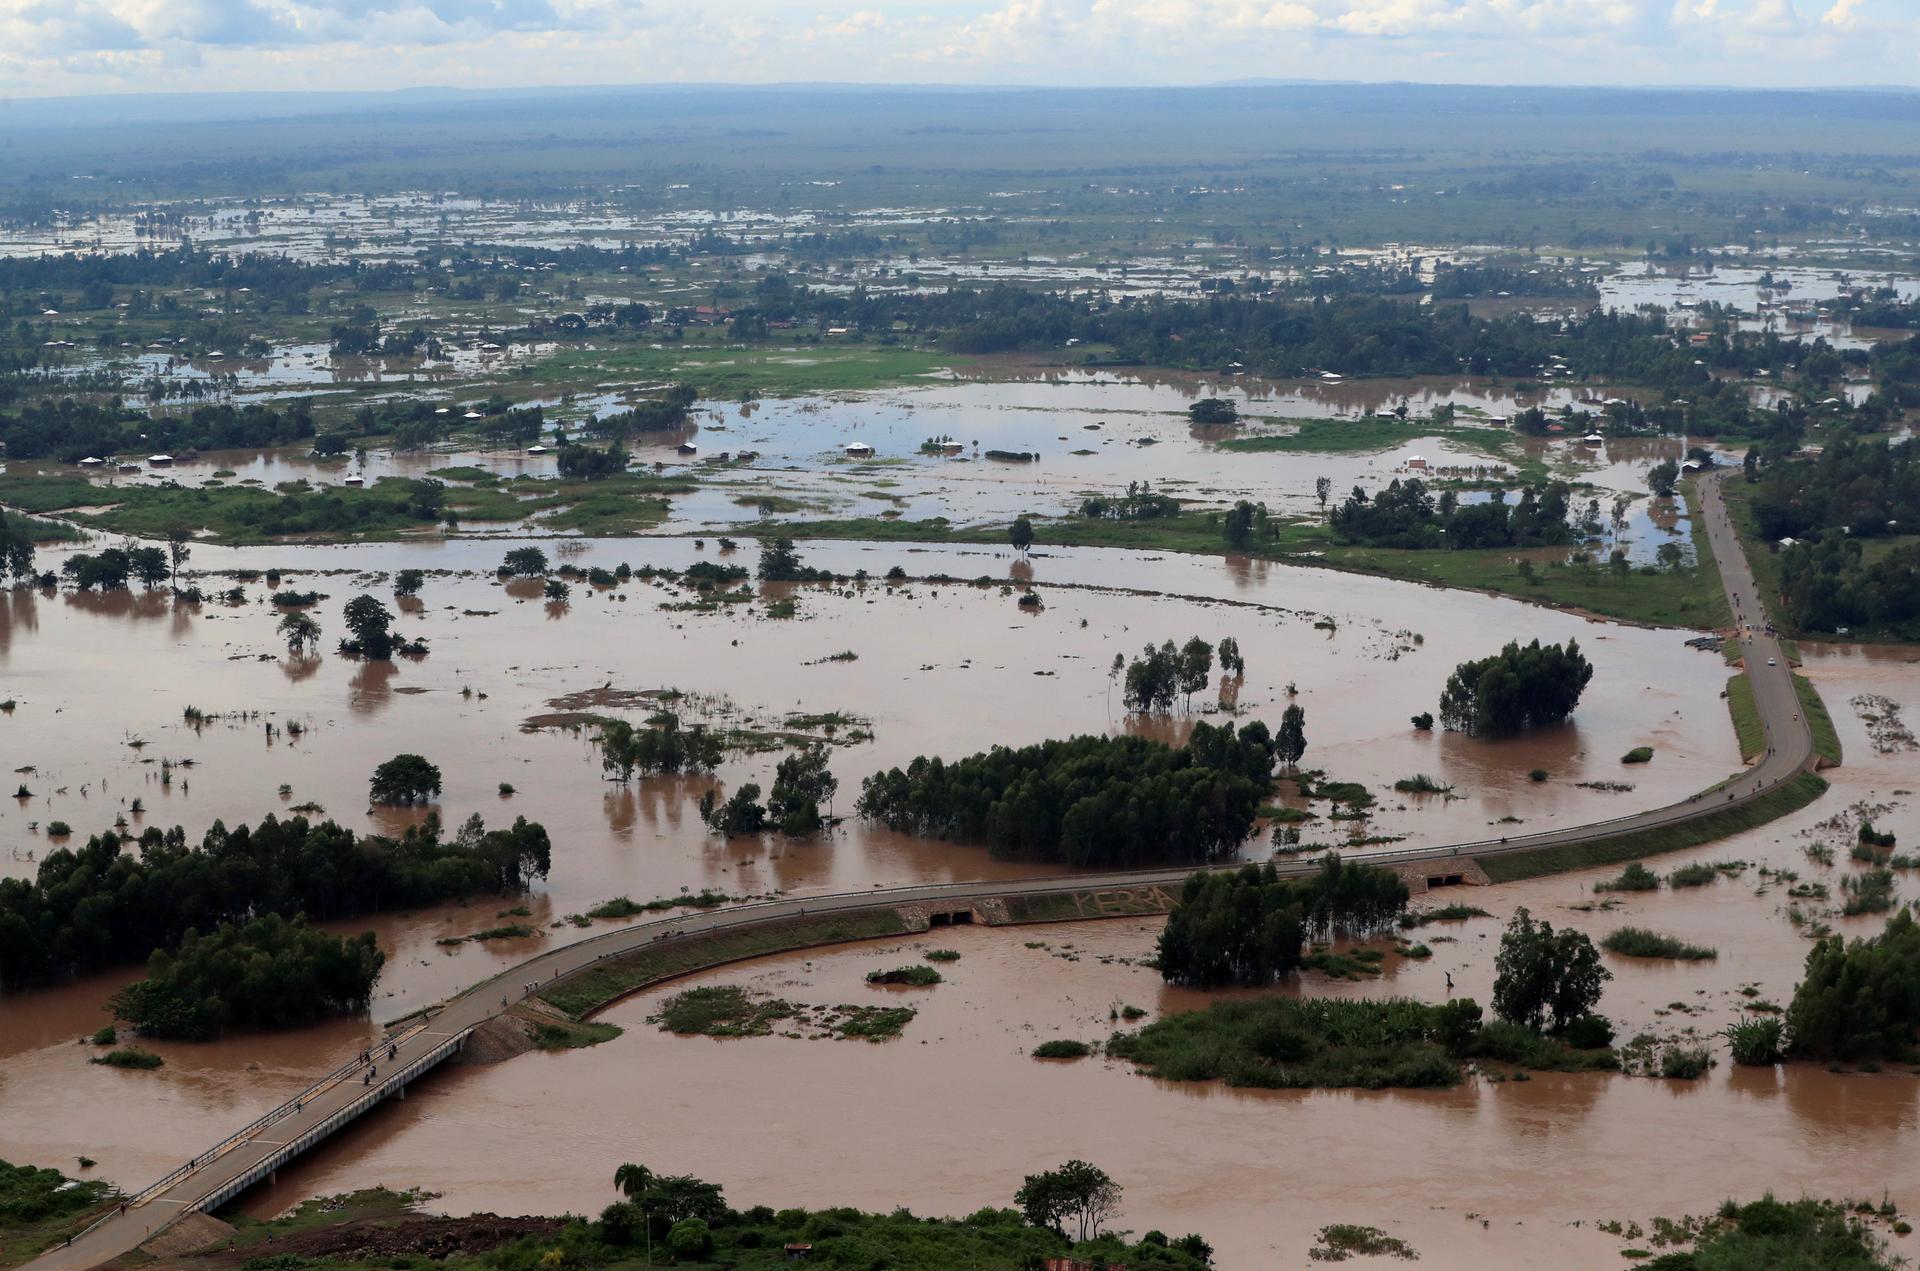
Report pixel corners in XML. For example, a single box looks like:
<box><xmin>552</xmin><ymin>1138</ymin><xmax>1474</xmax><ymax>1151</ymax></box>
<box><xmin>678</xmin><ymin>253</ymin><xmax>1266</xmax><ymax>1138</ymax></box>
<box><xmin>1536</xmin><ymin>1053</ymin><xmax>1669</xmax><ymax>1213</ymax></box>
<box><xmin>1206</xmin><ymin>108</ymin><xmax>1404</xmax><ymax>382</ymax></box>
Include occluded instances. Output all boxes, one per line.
<box><xmin>1767</xmin><ymin>657</ymin><xmax>1777</xmax><ymax>666</ymax></box>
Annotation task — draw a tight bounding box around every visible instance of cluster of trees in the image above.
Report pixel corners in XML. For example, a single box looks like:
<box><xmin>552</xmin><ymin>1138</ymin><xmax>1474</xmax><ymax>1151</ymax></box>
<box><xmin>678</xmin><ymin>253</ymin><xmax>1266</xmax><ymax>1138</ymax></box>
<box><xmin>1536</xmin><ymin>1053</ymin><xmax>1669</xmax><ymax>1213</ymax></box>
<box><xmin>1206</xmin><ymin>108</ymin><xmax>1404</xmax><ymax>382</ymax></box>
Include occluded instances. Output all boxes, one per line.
<box><xmin>1491</xmin><ymin>908</ymin><xmax>1611</xmax><ymax>1035</ymax></box>
<box><xmin>1329</xmin><ymin>478</ymin><xmax>1577</xmax><ymax>549</ymax></box>
<box><xmin>757</xmin><ymin>535</ymin><xmax>833</xmax><ymax>583</ymax></box>
<box><xmin>598</xmin><ymin>713</ymin><xmax>725</xmax><ymax>781</ymax></box>
<box><xmin>1080</xmin><ymin>480</ymin><xmax>1180</xmax><ymax>521</ymax></box>
<box><xmin>1776</xmin><ymin>535</ymin><xmax>1920</xmax><ymax>637</ymax></box>
<box><xmin>1430</xmin><ymin>262</ymin><xmax>1598</xmax><ymax>300</ymax></box>
<box><xmin>1438</xmin><ymin>638</ymin><xmax>1593</xmax><ymax>737</ymax></box>
<box><xmin>1748</xmin><ymin>438</ymin><xmax>1918</xmax><ymax>542</ymax></box>
<box><xmin>108</xmin><ymin>913</ymin><xmax>383</xmax><ymax>1040</ymax></box>
<box><xmin>1155</xmin><ymin>859</ymin><xmax>1412</xmax><ymax>988</ymax></box>
<box><xmin>855</xmin><ymin>722</ymin><xmax>1276</xmax><ymax>867</ymax></box>
<box><xmin>699</xmin><ymin>743</ymin><xmax>839</xmax><ymax>837</ymax></box>
<box><xmin>0</xmin><ymin>398</ymin><xmax>317</xmax><ymax>462</ymax></box>
<box><xmin>61</xmin><ymin>544</ymin><xmax>168</xmax><ymax>591</ymax></box>
<box><xmin>0</xmin><ymin>512</ymin><xmax>36</xmax><ymax>584</ymax></box>
<box><xmin>585</xmin><ymin>1160</ymin><xmax>1209</xmax><ymax>1269</ymax></box>
<box><xmin>1121</xmin><ymin>638</ymin><xmax>1217</xmax><ymax>713</ymax></box>
<box><xmin>0</xmin><ymin>812</ymin><xmax>551</xmax><ymax>988</ymax></box>
<box><xmin>586</xmin><ymin>384</ymin><xmax>698</xmax><ymax>438</ymax></box>
<box><xmin>556</xmin><ymin>443</ymin><xmax>629</xmax><ymax>479</ymax></box>
<box><xmin>1786</xmin><ymin>909</ymin><xmax>1920</xmax><ymax>1062</ymax></box>
<box><xmin>1221</xmin><ymin>499</ymin><xmax>1279</xmax><ymax>551</ymax></box>
<box><xmin>328</xmin><ymin>304</ymin><xmax>441</xmax><ymax>358</ymax></box>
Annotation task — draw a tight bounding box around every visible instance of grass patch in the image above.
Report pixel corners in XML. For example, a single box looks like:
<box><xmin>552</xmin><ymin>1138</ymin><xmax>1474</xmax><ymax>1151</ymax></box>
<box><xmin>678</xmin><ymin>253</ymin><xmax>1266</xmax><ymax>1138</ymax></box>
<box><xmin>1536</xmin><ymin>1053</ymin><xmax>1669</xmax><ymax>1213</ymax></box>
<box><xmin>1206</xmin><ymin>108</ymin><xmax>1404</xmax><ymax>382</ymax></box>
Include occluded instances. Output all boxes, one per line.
<box><xmin>923</xmin><ymin>949</ymin><xmax>961</xmax><ymax>962</ymax></box>
<box><xmin>1726</xmin><ymin>674</ymin><xmax>1764</xmax><ymax>763</ymax></box>
<box><xmin>1310</xmin><ymin>1224</ymin><xmax>1419</xmax><ymax>1263</ymax></box>
<box><xmin>89</xmin><ymin>1046</ymin><xmax>164</xmax><ymax>1069</ymax></box>
<box><xmin>1221</xmin><ymin>415</ymin><xmax>1519</xmax><ymax>462</ymax></box>
<box><xmin>866</xmin><ymin>964</ymin><xmax>942</xmax><ymax>986</ymax></box>
<box><xmin>1602</xmin><ymin>927</ymin><xmax>1717</xmax><ymax>960</ymax></box>
<box><xmin>537</xmin><ymin>909</ymin><xmax>910</xmax><ymax>1019</ymax></box>
<box><xmin>1032</xmin><ymin>1039</ymin><xmax>1093</xmax><ymax>1059</ymax></box>
<box><xmin>1795</xmin><ymin>674</ymin><xmax>1843</xmax><ymax>766</ymax></box>
<box><xmin>1107</xmin><ymin>995</ymin><xmax>1471</xmax><ymax>1090</ymax></box>
<box><xmin>1668</xmin><ymin>862</ymin><xmax>1722</xmax><ymax>888</ymax></box>
<box><xmin>528</xmin><ymin>1019</ymin><xmax>623</xmax><ymax>1050</ymax></box>
<box><xmin>1398</xmin><ymin>904</ymin><xmax>1491</xmax><ymax>927</ymax></box>
<box><xmin>1621</xmin><ymin>746</ymin><xmax>1655</xmax><ymax>764</ymax></box>
<box><xmin>652</xmin><ymin>985</ymin><xmax>794</xmax><ymax>1037</ymax></box>
<box><xmin>1392</xmin><ymin>773</ymin><xmax>1454</xmax><ymax>794</ymax></box>
<box><xmin>1593</xmin><ymin>862</ymin><xmax>1662</xmax><ymax>893</ymax></box>
<box><xmin>1478</xmin><ymin>771</ymin><xmax>1829</xmax><ymax>883</ymax></box>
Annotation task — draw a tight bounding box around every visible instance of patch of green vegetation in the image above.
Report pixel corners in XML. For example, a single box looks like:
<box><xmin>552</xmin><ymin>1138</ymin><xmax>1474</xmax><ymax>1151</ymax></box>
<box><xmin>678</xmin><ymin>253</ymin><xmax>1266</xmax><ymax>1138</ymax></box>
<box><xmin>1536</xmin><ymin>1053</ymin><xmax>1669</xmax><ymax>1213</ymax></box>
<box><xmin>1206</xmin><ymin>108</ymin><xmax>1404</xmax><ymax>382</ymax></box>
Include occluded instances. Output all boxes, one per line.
<box><xmin>1622</xmin><ymin>746</ymin><xmax>1655</xmax><ymax>764</ymax></box>
<box><xmin>1594</xmin><ymin>862</ymin><xmax>1662</xmax><ymax>893</ymax></box>
<box><xmin>1478</xmin><ymin>772</ymin><xmax>1829</xmax><ymax>884</ymax></box>
<box><xmin>1668</xmin><ymin>861</ymin><xmax>1722</xmax><ymax>888</ymax></box>
<box><xmin>1467</xmin><ymin>1020</ymin><xmax>1621</xmax><ymax>1073</ymax></box>
<box><xmin>1625</xmin><ymin>1196</ymin><xmax>1898</xmax><ymax>1271</ymax></box>
<box><xmin>1398</xmin><ymin>904</ymin><xmax>1491</xmax><ymax>928</ymax></box>
<box><xmin>538</xmin><ymin>909</ymin><xmax>910</xmax><ymax>1019</ymax></box>
<box><xmin>923</xmin><ymin>949</ymin><xmax>961</xmax><ymax>962</ymax></box>
<box><xmin>1108</xmin><ymin>995</ymin><xmax>1483</xmax><ymax>1090</ymax></box>
<box><xmin>529</xmin><ymin>1019</ymin><xmax>623</xmax><ymax>1050</ymax></box>
<box><xmin>1795</xmin><ymin>674</ymin><xmax>1844</xmax><ymax>766</ymax></box>
<box><xmin>1726</xmin><ymin>674</ymin><xmax>1764</xmax><ymax>763</ymax></box>
<box><xmin>1309</xmin><ymin>1223</ymin><xmax>1420</xmax><ymax>1263</ymax></box>
<box><xmin>866</xmin><ymin>964</ymin><xmax>942</xmax><ymax>987</ymax></box>
<box><xmin>1032</xmin><ymin>1039</ymin><xmax>1094</xmax><ymax>1059</ymax></box>
<box><xmin>0</xmin><ymin>1158</ymin><xmax>116</xmax><ymax>1268</ymax></box>
<box><xmin>89</xmin><ymin>1046</ymin><xmax>164</xmax><ymax>1069</ymax></box>
<box><xmin>1602</xmin><ymin>927</ymin><xmax>1717</xmax><ymax>960</ymax></box>
<box><xmin>1392</xmin><ymin>773</ymin><xmax>1453</xmax><ymax>794</ymax></box>
<box><xmin>1221</xmin><ymin>415</ymin><xmax>1517</xmax><ymax>462</ymax></box>
<box><xmin>583</xmin><ymin>891</ymin><xmax>731</xmax><ymax>921</ymax></box>
<box><xmin>652</xmin><ymin>985</ymin><xmax>795</xmax><ymax>1037</ymax></box>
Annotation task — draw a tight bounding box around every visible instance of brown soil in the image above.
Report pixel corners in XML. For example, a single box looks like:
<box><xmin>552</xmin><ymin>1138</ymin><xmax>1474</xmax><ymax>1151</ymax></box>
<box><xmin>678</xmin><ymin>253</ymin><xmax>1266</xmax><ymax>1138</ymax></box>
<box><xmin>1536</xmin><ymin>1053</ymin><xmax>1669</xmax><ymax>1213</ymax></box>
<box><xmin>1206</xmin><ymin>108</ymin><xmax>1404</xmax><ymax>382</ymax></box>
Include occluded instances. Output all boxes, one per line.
<box><xmin>168</xmin><ymin>1215</ymin><xmax>563</xmax><ymax>1266</ymax></box>
<box><xmin>138</xmin><ymin>1215</ymin><xmax>236</xmax><ymax>1260</ymax></box>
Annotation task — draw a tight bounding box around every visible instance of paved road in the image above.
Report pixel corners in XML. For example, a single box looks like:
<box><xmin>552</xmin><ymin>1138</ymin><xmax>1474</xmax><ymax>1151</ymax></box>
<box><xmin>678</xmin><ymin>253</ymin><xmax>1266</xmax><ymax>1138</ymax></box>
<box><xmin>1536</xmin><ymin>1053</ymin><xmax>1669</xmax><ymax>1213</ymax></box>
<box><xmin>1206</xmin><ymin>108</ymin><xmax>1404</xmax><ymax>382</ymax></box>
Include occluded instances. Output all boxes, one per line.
<box><xmin>29</xmin><ymin>470</ymin><xmax>1820</xmax><ymax>1271</ymax></box>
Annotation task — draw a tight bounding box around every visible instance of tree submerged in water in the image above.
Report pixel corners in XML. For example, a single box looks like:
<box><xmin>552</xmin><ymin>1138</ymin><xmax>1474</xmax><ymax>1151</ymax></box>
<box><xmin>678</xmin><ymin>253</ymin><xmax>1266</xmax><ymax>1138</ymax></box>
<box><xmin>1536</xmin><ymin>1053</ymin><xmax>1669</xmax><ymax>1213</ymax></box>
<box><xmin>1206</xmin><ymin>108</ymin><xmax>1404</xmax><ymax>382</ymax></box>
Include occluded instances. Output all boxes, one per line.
<box><xmin>369</xmin><ymin>753</ymin><xmax>441</xmax><ymax>805</ymax></box>
<box><xmin>1438</xmin><ymin>638</ymin><xmax>1593</xmax><ymax>737</ymax></box>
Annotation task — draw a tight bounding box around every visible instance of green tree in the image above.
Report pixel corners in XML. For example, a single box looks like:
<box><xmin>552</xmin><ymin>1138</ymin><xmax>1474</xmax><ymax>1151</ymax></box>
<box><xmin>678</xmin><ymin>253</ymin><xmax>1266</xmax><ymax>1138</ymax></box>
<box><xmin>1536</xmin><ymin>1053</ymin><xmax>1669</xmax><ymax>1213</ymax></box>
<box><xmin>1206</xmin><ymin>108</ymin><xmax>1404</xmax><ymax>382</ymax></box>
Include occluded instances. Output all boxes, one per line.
<box><xmin>500</xmin><ymin>546</ymin><xmax>549</xmax><ymax>577</ymax></box>
<box><xmin>1438</xmin><ymin>639</ymin><xmax>1593</xmax><ymax>737</ymax></box>
<box><xmin>1786</xmin><ymin>908</ymin><xmax>1920</xmax><ymax>1062</ymax></box>
<box><xmin>1187</xmin><ymin>398</ymin><xmax>1238</xmax><ymax>424</ymax></box>
<box><xmin>1218</xmin><ymin>636</ymin><xmax>1245</xmax><ymax>678</ymax></box>
<box><xmin>1010</xmin><ymin>514</ymin><xmax>1034</xmax><ymax>555</ymax></box>
<box><xmin>1646</xmin><ymin>458</ymin><xmax>1680</xmax><ymax>498</ymax></box>
<box><xmin>129</xmin><ymin>545</ymin><xmax>169</xmax><ymax>590</ymax></box>
<box><xmin>1222</xmin><ymin>500</ymin><xmax>1270</xmax><ymax>551</ymax></box>
<box><xmin>1491</xmin><ymin>907</ymin><xmax>1610</xmax><ymax>1033</ymax></box>
<box><xmin>393</xmin><ymin>568</ymin><xmax>425</xmax><ymax>598</ymax></box>
<box><xmin>1014</xmin><ymin>1160</ymin><xmax>1121</xmax><ymax>1241</ymax></box>
<box><xmin>165</xmin><ymin>526</ymin><xmax>192</xmax><ymax>590</ymax></box>
<box><xmin>1315</xmin><ymin>475</ymin><xmax>1333</xmax><ymax>519</ymax></box>
<box><xmin>769</xmin><ymin>743</ymin><xmax>838</xmax><ymax>834</ymax></box>
<box><xmin>1276</xmin><ymin>703</ymin><xmax>1307</xmax><ymax>769</ymax></box>
<box><xmin>1177</xmin><ymin>636</ymin><xmax>1213</xmax><ymax>710</ymax></box>
<box><xmin>341</xmin><ymin>594</ymin><xmax>396</xmax><ymax>659</ymax></box>
<box><xmin>666</xmin><ymin>1218</ymin><xmax>713</xmax><ymax>1261</ymax></box>
<box><xmin>278</xmin><ymin>610</ymin><xmax>320</xmax><ymax>655</ymax></box>
<box><xmin>544</xmin><ymin>578</ymin><xmax>571</xmax><ymax>603</ymax></box>
<box><xmin>369</xmin><ymin>753</ymin><xmax>442</xmax><ymax>805</ymax></box>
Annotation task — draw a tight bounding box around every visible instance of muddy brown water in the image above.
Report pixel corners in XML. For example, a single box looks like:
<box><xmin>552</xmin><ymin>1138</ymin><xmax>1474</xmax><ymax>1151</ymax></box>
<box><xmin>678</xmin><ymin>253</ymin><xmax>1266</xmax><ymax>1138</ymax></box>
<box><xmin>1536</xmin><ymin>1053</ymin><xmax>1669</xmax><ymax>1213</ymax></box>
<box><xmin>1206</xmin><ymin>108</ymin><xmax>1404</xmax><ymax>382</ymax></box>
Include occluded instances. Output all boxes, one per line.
<box><xmin>203</xmin><ymin>648</ymin><xmax>1919</xmax><ymax>1270</ymax></box>
<box><xmin>1</xmin><ymin>543</ymin><xmax>1913</xmax><ymax>1267</ymax></box>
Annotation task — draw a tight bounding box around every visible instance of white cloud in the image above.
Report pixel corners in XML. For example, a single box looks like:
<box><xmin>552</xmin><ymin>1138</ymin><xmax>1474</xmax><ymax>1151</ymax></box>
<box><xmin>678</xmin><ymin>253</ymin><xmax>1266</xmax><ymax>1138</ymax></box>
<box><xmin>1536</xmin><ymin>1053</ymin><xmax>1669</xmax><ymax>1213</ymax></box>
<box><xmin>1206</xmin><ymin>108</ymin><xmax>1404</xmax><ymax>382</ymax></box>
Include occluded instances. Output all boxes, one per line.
<box><xmin>0</xmin><ymin>0</ymin><xmax>1913</xmax><ymax>94</ymax></box>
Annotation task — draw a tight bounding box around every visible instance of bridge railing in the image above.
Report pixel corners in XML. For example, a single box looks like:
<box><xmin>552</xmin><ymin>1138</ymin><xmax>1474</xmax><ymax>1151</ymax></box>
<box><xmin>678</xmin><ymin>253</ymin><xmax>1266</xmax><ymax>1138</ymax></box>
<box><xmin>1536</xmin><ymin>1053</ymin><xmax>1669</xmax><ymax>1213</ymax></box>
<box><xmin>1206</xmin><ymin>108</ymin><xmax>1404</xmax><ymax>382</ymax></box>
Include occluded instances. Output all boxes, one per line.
<box><xmin>119</xmin><ymin>1020</ymin><xmax>428</xmax><ymax>1211</ymax></box>
<box><xmin>191</xmin><ymin>1027</ymin><xmax>473</xmax><ymax>1216</ymax></box>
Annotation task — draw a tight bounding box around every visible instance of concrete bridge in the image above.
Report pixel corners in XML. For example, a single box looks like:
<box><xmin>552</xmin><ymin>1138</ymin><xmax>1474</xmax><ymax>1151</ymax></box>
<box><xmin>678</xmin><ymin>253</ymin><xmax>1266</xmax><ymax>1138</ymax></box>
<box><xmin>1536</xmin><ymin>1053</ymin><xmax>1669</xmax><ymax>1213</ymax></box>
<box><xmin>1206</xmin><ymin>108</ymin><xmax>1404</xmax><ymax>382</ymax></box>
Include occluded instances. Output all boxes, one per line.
<box><xmin>27</xmin><ymin>471</ymin><xmax>1821</xmax><ymax>1271</ymax></box>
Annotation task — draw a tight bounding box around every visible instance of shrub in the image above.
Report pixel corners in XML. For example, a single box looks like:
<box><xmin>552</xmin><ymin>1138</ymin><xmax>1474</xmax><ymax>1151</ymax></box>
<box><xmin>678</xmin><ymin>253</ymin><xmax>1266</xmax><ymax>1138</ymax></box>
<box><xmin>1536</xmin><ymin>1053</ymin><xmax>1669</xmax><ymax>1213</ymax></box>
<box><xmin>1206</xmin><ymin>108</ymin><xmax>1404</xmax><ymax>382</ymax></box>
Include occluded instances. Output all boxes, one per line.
<box><xmin>369</xmin><ymin>754</ymin><xmax>441</xmax><ymax>805</ymax></box>
<box><xmin>1527</xmin><ymin>768</ymin><xmax>1549</xmax><ymax>782</ymax></box>
<box><xmin>1594</xmin><ymin>863</ymin><xmax>1660</xmax><ymax>893</ymax></box>
<box><xmin>1601</xmin><ymin>927</ymin><xmax>1717</xmax><ymax>960</ymax></box>
<box><xmin>1788</xmin><ymin>909</ymin><xmax>1920</xmax><ymax>1061</ymax></box>
<box><xmin>1621</xmin><ymin>746</ymin><xmax>1655</xmax><ymax>764</ymax></box>
<box><xmin>1392</xmin><ymin>773</ymin><xmax>1452</xmax><ymax>794</ymax></box>
<box><xmin>1840</xmin><ymin>869</ymin><xmax>1897</xmax><ymax>916</ymax></box>
<box><xmin>1668</xmin><ymin>862</ymin><xmax>1719</xmax><ymax>887</ymax></box>
<box><xmin>91</xmin><ymin>1046</ymin><xmax>164</xmax><ymax>1069</ymax></box>
<box><xmin>46</xmin><ymin>821</ymin><xmax>71</xmax><ymax>837</ymax></box>
<box><xmin>923</xmin><ymin>949</ymin><xmax>961</xmax><ymax>962</ymax></box>
<box><xmin>866</xmin><ymin>965</ymin><xmax>942</xmax><ymax>987</ymax></box>
<box><xmin>1726</xmin><ymin>1017</ymin><xmax>1786</xmax><ymax>1066</ymax></box>
<box><xmin>1561</xmin><ymin>1013</ymin><xmax>1615</xmax><ymax>1049</ymax></box>
<box><xmin>1659</xmin><ymin>1046</ymin><xmax>1713</xmax><ymax>1079</ymax></box>
<box><xmin>89</xmin><ymin>1025</ymin><xmax>117</xmax><ymax>1045</ymax></box>
<box><xmin>1032</xmin><ymin>1039</ymin><xmax>1093</xmax><ymax>1059</ymax></box>
<box><xmin>1410</xmin><ymin>712</ymin><xmax>1434</xmax><ymax>731</ymax></box>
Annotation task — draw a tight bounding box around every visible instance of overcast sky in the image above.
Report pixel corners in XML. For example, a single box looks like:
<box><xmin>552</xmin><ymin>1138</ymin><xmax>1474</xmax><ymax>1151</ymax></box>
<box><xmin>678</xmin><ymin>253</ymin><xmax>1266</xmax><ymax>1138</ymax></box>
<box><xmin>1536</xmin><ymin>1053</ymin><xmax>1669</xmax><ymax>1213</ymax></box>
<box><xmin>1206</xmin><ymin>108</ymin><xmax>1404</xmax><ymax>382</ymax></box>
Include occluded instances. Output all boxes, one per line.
<box><xmin>0</xmin><ymin>0</ymin><xmax>1909</xmax><ymax>99</ymax></box>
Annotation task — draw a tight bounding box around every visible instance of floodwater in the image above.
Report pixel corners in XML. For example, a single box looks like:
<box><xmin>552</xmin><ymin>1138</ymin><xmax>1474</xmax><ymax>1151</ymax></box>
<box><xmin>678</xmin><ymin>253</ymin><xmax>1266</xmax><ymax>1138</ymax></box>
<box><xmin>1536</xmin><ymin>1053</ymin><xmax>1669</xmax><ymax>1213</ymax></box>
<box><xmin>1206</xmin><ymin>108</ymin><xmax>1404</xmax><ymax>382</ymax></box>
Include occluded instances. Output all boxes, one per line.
<box><xmin>200</xmin><ymin>647</ymin><xmax>1920</xmax><ymax>1270</ymax></box>
<box><xmin>23</xmin><ymin>367</ymin><xmax>1681</xmax><ymax>539</ymax></box>
<box><xmin>0</xmin><ymin>535</ymin><xmax>1753</xmax><ymax>1208</ymax></box>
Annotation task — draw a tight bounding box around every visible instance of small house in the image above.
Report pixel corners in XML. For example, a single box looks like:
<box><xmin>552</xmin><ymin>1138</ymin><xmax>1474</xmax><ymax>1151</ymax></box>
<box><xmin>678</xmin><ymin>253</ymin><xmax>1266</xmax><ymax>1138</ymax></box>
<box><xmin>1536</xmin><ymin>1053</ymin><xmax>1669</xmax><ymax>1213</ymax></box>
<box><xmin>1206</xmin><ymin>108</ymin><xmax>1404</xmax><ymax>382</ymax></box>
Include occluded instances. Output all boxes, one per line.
<box><xmin>844</xmin><ymin>442</ymin><xmax>875</xmax><ymax>457</ymax></box>
<box><xmin>1581</xmin><ymin>433</ymin><xmax>1604</xmax><ymax>446</ymax></box>
<box><xmin>526</xmin><ymin>444</ymin><xmax>550</xmax><ymax>455</ymax></box>
<box><xmin>78</xmin><ymin>456</ymin><xmax>104</xmax><ymax>467</ymax></box>
<box><xmin>677</xmin><ymin>442</ymin><xmax>698</xmax><ymax>456</ymax></box>
<box><xmin>148</xmin><ymin>454</ymin><xmax>173</xmax><ymax>467</ymax></box>
<box><xmin>1407</xmin><ymin>455</ymin><xmax>1428</xmax><ymax>470</ymax></box>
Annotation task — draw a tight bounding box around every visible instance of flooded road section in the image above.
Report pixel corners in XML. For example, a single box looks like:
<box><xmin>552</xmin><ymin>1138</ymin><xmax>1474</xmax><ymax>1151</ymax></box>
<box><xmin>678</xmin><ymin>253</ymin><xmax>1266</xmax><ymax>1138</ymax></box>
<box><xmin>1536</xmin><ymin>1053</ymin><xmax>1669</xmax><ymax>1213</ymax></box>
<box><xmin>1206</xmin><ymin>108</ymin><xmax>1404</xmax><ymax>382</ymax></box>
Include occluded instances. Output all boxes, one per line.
<box><xmin>0</xmin><ymin>537</ymin><xmax>1757</xmax><ymax>1207</ymax></box>
<box><xmin>202</xmin><ymin>648</ymin><xmax>1920</xmax><ymax>1270</ymax></box>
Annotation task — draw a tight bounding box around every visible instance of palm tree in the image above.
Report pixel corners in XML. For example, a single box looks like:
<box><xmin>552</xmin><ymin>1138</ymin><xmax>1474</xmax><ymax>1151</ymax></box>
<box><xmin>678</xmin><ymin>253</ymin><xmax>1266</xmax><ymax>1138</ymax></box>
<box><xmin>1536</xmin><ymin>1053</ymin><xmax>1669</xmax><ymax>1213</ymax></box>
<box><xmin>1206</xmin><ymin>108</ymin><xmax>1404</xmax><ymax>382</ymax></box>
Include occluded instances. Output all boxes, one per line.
<box><xmin>614</xmin><ymin>1162</ymin><xmax>654</xmax><ymax>1200</ymax></box>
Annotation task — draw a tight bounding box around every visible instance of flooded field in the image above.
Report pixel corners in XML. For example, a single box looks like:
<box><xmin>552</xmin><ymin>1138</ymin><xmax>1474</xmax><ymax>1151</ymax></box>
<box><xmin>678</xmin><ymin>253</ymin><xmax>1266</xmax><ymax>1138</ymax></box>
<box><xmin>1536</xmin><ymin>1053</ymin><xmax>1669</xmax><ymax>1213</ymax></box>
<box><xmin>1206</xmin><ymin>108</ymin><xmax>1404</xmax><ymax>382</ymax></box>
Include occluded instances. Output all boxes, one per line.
<box><xmin>0</xmin><ymin>536</ymin><xmax>1768</xmax><ymax>1216</ymax></box>
<box><xmin>119</xmin><ymin>646</ymin><xmax>1912</xmax><ymax>1271</ymax></box>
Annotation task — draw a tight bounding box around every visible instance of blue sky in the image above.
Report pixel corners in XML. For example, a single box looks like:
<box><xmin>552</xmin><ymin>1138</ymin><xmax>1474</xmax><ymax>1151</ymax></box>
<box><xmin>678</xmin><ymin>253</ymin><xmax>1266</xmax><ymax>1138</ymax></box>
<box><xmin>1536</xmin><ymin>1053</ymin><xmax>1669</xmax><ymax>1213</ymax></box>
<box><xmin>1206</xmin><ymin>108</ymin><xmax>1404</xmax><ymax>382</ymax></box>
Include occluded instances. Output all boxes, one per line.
<box><xmin>0</xmin><ymin>0</ymin><xmax>1910</xmax><ymax>98</ymax></box>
